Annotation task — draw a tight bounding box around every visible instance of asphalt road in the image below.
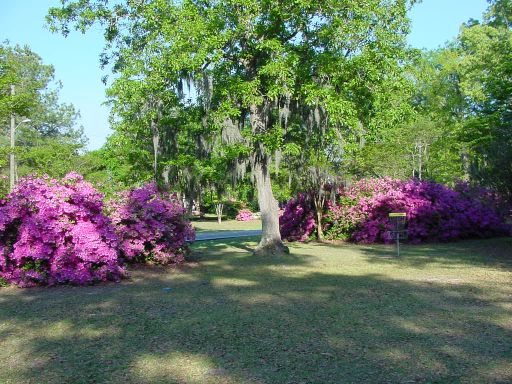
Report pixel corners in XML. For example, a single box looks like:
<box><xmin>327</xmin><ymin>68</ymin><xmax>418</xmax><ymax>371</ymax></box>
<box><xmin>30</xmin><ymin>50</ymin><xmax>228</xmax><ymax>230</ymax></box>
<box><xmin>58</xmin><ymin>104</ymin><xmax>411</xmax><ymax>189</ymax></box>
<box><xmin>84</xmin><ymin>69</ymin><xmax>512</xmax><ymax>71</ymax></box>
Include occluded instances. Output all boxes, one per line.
<box><xmin>194</xmin><ymin>229</ymin><xmax>262</xmax><ymax>241</ymax></box>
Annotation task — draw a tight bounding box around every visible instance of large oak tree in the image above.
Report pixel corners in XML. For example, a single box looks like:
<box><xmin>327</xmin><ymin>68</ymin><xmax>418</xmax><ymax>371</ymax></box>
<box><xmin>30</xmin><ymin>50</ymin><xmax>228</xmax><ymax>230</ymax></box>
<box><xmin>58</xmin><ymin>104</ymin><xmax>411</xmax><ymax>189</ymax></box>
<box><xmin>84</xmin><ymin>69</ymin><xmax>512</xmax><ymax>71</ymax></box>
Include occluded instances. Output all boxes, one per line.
<box><xmin>48</xmin><ymin>0</ymin><xmax>413</xmax><ymax>254</ymax></box>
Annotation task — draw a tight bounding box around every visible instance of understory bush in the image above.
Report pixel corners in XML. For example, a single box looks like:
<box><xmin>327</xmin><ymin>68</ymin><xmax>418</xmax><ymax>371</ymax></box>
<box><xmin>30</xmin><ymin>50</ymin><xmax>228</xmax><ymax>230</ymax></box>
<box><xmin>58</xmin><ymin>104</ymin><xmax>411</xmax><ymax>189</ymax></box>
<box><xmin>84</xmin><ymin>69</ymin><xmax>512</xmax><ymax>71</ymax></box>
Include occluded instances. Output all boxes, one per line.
<box><xmin>281</xmin><ymin>178</ymin><xmax>510</xmax><ymax>244</ymax></box>
<box><xmin>0</xmin><ymin>173</ymin><xmax>123</xmax><ymax>287</ymax></box>
<box><xmin>236</xmin><ymin>209</ymin><xmax>254</xmax><ymax>221</ymax></box>
<box><xmin>109</xmin><ymin>183</ymin><xmax>195</xmax><ymax>264</ymax></box>
<box><xmin>0</xmin><ymin>175</ymin><xmax>8</xmax><ymax>198</ymax></box>
<box><xmin>223</xmin><ymin>199</ymin><xmax>243</xmax><ymax>219</ymax></box>
<box><xmin>0</xmin><ymin>175</ymin><xmax>195</xmax><ymax>287</ymax></box>
<box><xmin>279</xmin><ymin>194</ymin><xmax>316</xmax><ymax>242</ymax></box>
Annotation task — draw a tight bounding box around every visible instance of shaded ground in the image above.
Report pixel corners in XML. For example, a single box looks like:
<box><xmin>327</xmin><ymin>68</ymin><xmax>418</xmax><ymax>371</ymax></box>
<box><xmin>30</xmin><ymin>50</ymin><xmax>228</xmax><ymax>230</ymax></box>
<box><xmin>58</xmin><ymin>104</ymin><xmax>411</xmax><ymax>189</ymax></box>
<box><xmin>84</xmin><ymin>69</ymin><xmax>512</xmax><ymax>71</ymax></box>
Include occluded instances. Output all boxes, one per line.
<box><xmin>1</xmin><ymin>237</ymin><xmax>511</xmax><ymax>384</ymax></box>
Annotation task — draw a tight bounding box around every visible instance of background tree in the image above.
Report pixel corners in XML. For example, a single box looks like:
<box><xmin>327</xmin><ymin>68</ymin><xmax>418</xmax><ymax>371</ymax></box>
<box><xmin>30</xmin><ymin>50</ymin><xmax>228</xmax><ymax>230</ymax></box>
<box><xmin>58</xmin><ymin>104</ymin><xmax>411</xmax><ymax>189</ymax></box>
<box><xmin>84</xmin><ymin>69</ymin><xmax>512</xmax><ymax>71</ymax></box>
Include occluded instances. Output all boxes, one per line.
<box><xmin>0</xmin><ymin>42</ymin><xmax>86</xmax><ymax>182</ymax></box>
<box><xmin>455</xmin><ymin>1</ymin><xmax>512</xmax><ymax>197</ymax></box>
<box><xmin>48</xmin><ymin>0</ymin><xmax>414</xmax><ymax>254</ymax></box>
<box><xmin>355</xmin><ymin>49</ymin><xmax>467</xmax><ymax>183</ymax></box>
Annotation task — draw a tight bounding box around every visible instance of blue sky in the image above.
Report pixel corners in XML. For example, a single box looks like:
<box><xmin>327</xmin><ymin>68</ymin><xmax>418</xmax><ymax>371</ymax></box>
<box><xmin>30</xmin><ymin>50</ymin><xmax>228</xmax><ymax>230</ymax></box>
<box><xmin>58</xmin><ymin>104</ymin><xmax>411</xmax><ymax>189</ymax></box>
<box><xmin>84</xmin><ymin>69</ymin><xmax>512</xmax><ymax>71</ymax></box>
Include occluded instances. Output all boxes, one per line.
<box><xmin>1</xmin><ymin>0</ymin><xmax>489</xmax><ymax>150</ymax></box>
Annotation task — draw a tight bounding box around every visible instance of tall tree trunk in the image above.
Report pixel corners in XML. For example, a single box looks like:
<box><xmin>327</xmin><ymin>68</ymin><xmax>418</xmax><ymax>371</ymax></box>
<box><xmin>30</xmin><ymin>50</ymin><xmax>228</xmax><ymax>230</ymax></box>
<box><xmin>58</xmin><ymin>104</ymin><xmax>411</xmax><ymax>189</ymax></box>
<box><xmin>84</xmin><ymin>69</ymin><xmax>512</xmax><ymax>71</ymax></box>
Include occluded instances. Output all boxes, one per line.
<box><xmin>151</xmin><ymin>119</ymin><xmax>159</xmax><ymax>180</ymax></box>
<box><xmin>250</xmin><ymin>104</ymin><xmax>288</xmax><ymax>255</ymax></box>
<box><xmin>250</xmin><ymin>104</ymin><xmax>290</xmax><ymax>255</ymax></box>
<box><xmin>216</xmin><ymin>203</ymin><xmax>223</xmax><ymax>224</ymax></box>
<box><xmin>316</xmin><ymin>208</ymin><xmax>324</xmax><ymax>240</ymax></box>
<box><xmin>252</xmin><ymin>157</ymin><xmax>289</xmax><ymax>254</ymax></box>
<box><xmin>9</xmin><ymin>85</ymin><xmax>15</xmax><ymax>191</ymax></box>
<box><xmin>418</xmin><ymin>142</ymin><xmax>423</xmax><ymax>180</ymax></box>
<box><xmin>461</xmin><ymin>149</ymin><xmax>470</xmax><ymax>181</ymax></box>
<box><xmin>198</xmin><ymin>191</ymin><xmax>204</xmax><ymax>219</ymax></box>
<box><xmin>314</xmin><ymin>195</ymin><xmax>324</xmax><ymax>240</ymax></box>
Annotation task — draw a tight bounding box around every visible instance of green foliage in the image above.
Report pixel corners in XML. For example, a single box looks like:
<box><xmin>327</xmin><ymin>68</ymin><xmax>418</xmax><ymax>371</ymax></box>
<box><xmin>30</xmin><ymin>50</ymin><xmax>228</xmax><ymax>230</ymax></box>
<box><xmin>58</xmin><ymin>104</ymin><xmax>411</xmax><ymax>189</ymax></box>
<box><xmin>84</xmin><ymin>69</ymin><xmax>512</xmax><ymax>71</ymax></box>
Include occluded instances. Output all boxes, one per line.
<box><xmin>0</xmin><ymin>42</ymin><xmax>86</xmax><ymax>182</ymax></box>
<box><xmin>0</xmin><ymin>43</ymin><xmax>82</xmax><ymax>139</ymax></box>
<box><xmin>47</xmin><ymin>0</ymin><xmax>414</xmax><ymax>213</ymax></box>
<box><xmin>455</xmin><ymin>3</ymin><xmax>512</xmax><ymax>196</ymax></box>
<box><xmin>99</xmin><ymin>132</ymin><xmax>153</xmax><ymax>188</ymax></box>
<box><xmin>45</xmin><ymin>0</ymin><xmax>512</xmax><ymax>205</ymax></box>
<box><xmin>16</xmin><ymin>139</ymin><xmax>80</xmax><ymax>178</ymax></box>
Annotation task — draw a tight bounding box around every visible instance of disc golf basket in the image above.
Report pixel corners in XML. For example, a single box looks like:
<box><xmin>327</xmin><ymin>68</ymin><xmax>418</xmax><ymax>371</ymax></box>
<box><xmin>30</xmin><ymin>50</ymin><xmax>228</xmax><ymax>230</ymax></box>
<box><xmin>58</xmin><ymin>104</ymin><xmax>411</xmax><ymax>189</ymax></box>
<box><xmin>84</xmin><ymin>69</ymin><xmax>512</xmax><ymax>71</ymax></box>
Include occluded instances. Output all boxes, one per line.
<box><xmin>389</xmin><ymin>212</ymin><xmax>407</xmax><ymax>257</ymax></box>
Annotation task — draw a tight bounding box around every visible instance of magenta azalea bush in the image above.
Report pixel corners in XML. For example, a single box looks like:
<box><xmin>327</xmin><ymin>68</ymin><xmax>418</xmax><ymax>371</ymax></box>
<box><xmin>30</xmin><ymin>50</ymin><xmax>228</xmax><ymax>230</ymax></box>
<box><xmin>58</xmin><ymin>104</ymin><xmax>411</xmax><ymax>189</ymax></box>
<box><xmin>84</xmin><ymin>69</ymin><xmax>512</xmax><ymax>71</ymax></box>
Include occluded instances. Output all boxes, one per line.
<box><xmin>0</xmin><ymin>175</ymin><xmax>195</xmax><ymax>287</ymax></box>
<box><xmin>325</xmin><ymin>178</ymin><xmax>510</xmax><ymax>243</ymax></box>
<box><xmin>109</xmin><ymin>183</ymin><xmax>195</xmax><ymax>264</ymax></box>
<box><xmin>0</xmin><ymin>173</ymin><xmax>123</xmax><ymax>287</ymax></box>
<box><xmin>279</xmin><ymin>193</ymin><xmax>316</xmax><ymax>242</ymax></box>
<box><xmin>236</xmin><ymin>209</ymin><xmax>254</xmax><ymax>221</ymax></box>
<box><xmin>281</xmin><ymin>178</ymin><xmax>510</xmax><ymax>244</ymax></box>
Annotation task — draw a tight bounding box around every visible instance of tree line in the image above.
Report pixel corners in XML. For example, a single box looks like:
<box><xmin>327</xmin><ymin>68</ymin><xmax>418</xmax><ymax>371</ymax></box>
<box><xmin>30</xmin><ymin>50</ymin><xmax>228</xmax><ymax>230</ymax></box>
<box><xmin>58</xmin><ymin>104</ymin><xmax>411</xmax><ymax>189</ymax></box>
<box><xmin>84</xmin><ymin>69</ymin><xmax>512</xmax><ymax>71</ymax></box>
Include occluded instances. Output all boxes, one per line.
<box><xmin>2</xmin><ymin>0</ymin><xmax>510</xmax><ymax>254</ymax></box>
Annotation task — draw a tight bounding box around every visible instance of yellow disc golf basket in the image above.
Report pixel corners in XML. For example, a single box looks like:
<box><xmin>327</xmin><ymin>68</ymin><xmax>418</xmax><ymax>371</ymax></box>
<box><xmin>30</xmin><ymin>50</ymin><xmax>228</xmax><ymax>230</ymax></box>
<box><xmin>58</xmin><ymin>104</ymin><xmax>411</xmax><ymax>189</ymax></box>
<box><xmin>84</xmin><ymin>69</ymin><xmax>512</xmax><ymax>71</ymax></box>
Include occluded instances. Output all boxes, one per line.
<box><xmin>388</xmin><ymin>212</ymin><xmax>407</xmax><ymax>257</ymax></box>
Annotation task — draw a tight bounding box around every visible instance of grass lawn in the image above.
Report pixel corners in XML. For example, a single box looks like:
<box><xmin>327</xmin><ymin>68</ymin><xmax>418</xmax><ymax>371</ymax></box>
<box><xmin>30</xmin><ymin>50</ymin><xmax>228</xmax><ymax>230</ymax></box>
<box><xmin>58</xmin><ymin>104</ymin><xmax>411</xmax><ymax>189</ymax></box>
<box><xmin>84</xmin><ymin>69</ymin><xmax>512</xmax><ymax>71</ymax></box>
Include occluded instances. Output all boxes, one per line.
<box><xmin>1</xmin><ymin>237</ymin><xmax>511</xmax><ymax>384</ymax></box>
<box><xmin>193</xmin><ymin>217</ymin><xmax>262</xmax><ymax>232</ymax></box>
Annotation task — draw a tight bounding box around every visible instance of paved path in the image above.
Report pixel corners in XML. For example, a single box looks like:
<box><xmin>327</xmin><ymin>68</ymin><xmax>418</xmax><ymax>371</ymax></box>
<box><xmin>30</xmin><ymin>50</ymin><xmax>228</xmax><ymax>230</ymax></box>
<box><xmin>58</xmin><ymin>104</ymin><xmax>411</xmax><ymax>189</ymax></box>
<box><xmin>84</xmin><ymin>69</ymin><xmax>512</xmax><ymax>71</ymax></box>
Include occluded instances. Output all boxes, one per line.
<box><xmin>194</xmin><ymin>230</ymin><xmax>262</xmax><ymax>241</ymax></box>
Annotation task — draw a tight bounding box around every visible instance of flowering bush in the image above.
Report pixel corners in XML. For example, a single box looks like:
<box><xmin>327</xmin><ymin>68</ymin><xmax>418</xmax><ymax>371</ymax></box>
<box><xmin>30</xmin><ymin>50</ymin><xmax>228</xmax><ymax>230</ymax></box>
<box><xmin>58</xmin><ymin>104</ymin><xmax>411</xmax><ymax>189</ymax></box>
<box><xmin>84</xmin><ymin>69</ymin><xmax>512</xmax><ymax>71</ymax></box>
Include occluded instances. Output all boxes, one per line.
<box><xmin>279</xmin><ymin>193</ymin><xmax>316</xmax><ymax>242</ymax></box>
<box><xmin>0</xmin><ymin>173</ymin><xmax>123</xmax><ymax>287</ymax></box>
<box><xmin>109</xmin><ymin>183</ymin><xmax>195</xmax><ymax>264</ymax></box>
<box><xmin>281</xmin><ymin>178</ymin><xmax>510</xmax><ymax>244</ymax></box>
<box><xmin>324</xmin><ymin>178</ymin><xmax>510</xmax><ymax>243</ymax></box>
<box><xmin>236</xmin><ymin>209</ymin><xmax>254</xmax><ymax>221</ymax></box>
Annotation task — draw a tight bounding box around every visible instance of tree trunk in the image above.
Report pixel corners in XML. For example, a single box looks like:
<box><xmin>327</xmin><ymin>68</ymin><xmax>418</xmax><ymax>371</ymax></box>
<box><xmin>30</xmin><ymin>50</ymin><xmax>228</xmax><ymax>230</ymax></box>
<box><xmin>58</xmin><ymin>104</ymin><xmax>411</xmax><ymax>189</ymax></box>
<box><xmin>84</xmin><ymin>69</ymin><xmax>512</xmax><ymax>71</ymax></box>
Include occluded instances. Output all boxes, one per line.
<box><xmin>9</xmin><ymin>85</ymin><xmax>15</xmax><ymax>191</ymax></box>
<box><xmin>315</xmin><ymin>205</ymin><xmax>324</xmax><ymax>241</ymax></box>
<box><xmin>250</xmin><ymin>103</ymin><xmax>288</xmax><ymax>255</ymax></box>
<box><xmin>216</xmin><ymin>203</ymin><xmax>223</xmax><ymax>224</ymax></box>
<box><xmin>187</xmin><ymin>196</ymin><xmax>194</xmax><ymax>215</ymax></box>
<box><xmin>198</xmin><ymin>191</ymin><xmax>204</xmax><ymax>219</ymax></box>
<box><xmin>249</xmin><ymin>104</ymin><xmax>288</xmax><ymax>255</ymax></box>
<box><xmin>418</xmin><ymin>142</ymin><xmax>423</xmax><ymax>180</ymax></box>
<box><xmin>313</xmin><ymin>188</ymin><xmax>325</xmax><ymax>241</ymax></box>
<box><xmin>461</xmin><ymin>149</ymin><xmax>470</xmax><ymax>181</ymax></box>
<box><xmin>151</xmin><ymin>119</ymin><xmax>159</xmax><ymax>180</ymax></box>
<box><xmin>252</xmin><ymin>156</ymin><xmax>289</xmax><ymax>255</ymax></box>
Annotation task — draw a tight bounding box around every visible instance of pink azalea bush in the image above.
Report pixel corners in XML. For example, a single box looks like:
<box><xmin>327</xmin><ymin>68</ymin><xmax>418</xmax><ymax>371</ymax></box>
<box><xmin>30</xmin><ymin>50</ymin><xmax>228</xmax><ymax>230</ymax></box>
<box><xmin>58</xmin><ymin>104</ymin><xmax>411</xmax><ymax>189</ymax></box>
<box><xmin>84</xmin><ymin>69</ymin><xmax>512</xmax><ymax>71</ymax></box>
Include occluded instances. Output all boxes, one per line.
<box><xmin>325</xmin><ymin>178</ymin><xmax>510</xmax><ymax>243</ymax></box>
<box><xmin>279</xmin><ymin>193</ymin><xmax>316</xmax><ymax>242</ymax></box>
<box><xmin>0</xmin><ymin>173</ymin><xmax>123</xmax><ymax>287</ymax></box>
<box><xmin>281</xmin><ymin>178</ymin><xmax>510</xmax><ymax>244</ymax></box>
<box><xmin>108</xmin><ymin>183</ymin><xmax>195</xmax><ymax>264</ymax></box>
<box><xmin>0</xmin><ymin>175</ymin><xmax>195</xmax><ymax>287</ymax></box>
<box><xmin>236</xmin><ymin>209</ymin><xmax>254</xmax><ymax>221</ymax></box>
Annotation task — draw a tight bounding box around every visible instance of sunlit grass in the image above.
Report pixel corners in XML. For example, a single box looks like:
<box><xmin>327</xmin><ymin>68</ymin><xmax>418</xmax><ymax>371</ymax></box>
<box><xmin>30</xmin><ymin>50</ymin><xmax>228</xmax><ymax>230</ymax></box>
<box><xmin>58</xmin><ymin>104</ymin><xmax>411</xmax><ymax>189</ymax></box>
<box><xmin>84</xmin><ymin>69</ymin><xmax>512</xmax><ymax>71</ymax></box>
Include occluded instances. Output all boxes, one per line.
<box><xmin>0</xmin><ymin>237</ymin><xmax>511</xmax><ymax>383</ymax></box>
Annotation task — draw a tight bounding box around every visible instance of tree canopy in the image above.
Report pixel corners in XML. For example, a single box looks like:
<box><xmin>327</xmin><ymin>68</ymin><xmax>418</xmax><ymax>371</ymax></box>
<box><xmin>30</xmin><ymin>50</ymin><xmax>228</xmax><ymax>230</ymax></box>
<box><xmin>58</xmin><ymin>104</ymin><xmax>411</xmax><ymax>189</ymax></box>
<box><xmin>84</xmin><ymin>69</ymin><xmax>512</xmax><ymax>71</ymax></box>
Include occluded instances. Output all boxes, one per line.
<box><xmin>48</xmin><ymin>0</ymin><xmax>416</xmax><ymax>253</ymax></box>
<box><xmin>0</xmin><ymin>42</ymin><xmax>86</xmax><ymax>189</ymax></box>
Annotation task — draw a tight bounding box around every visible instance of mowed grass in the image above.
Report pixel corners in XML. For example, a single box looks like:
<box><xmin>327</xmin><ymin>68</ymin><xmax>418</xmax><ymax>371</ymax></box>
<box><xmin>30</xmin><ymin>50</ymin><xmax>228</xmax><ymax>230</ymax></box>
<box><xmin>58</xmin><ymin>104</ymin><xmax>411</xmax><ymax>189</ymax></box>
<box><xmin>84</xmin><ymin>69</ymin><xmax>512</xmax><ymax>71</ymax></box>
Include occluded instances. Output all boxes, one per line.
<box><xmin>193</xmin><ymin>217</ymin><xmax>262</xmax><ymax>232</ymax></box>
<box><xmin>1</xmin><ymin>238</ymin><xmax>511</xmax><ymax>384</ymax></box>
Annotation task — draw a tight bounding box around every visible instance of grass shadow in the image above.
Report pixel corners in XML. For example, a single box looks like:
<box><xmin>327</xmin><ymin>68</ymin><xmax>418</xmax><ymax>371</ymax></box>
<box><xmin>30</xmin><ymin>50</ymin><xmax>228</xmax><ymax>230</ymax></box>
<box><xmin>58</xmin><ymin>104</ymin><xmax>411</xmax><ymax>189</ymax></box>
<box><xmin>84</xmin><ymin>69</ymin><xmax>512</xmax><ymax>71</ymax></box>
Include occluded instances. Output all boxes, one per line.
<box><xmin>0</xmin><ymin>239</ymin><xmax>511</xmax><ymax>383</ymax></box>
<box><xmin>356</xmin><ymin>237</ymin><xmax>512</xmax><ymax>270</ymax></box>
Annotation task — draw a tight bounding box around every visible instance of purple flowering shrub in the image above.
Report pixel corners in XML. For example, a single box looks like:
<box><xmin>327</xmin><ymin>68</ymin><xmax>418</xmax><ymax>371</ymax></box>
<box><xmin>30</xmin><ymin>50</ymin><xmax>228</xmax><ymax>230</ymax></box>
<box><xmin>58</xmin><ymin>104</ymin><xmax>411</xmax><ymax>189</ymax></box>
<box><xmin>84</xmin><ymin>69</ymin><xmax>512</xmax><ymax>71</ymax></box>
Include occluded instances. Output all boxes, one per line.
<box><xmin>0</xmin><ymin>173</ymin><xmax>123</xmax><ymax>287</ymax></box>
<box><xmin>108</xmin><ymin>183</ymin><xmax>195</xmax><ymax>264</ymax></box>
<box><xmin>324</xmin><ymin>178</ymin><xmax>510</xmax><ymax>243</ymax></box>
<box><xmin>236</xmin><ymin>209</ymin><xmax>254</xmax><ymax>221</ymax></box>
<box><xmin>279</xmin><ymin>193</ymin><xmax>316</xmax><ymax>242</ymax></box>
<box><xmin>454</xmin><ymin>181</ymin><xmax>511</xmax><ymax>218</ymax></box>
<box><xmin>280</xmin><ymin>178</ymin><xmax>510</xmax><ymax>244</ymax></box>
<box><xmin>0</xmin><ymin>176</ymin><xmax>195</xmax><ymax>287</ymax></box>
